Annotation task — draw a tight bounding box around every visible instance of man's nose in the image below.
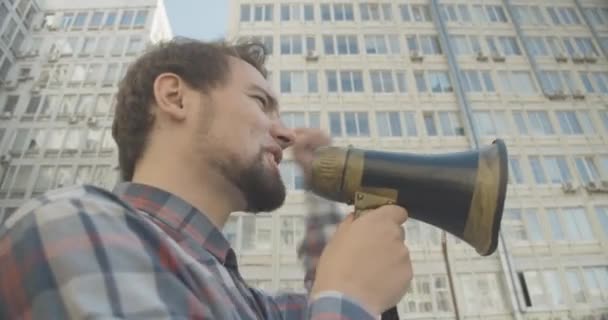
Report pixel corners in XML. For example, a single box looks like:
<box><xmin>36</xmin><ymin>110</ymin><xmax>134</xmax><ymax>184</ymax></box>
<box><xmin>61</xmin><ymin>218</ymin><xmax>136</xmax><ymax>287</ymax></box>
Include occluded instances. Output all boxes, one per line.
<box><xmin>271</xmin><ymin>120</ymin><xmax>296</xmax><ymax>149</ymax></box>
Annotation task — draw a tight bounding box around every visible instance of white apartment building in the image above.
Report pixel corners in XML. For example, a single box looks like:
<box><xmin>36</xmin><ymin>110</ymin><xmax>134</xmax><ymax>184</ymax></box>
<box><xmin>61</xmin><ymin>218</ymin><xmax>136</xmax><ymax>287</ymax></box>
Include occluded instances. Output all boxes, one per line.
<box><xmin>0</xmin><ymin>0</ymin><xmax>171</xmax><ymax>230</ymax></box>
<box><xmin>225</xmin><ymin>1</ymin><xmax>608</xmax><ymax>319</ymax></box>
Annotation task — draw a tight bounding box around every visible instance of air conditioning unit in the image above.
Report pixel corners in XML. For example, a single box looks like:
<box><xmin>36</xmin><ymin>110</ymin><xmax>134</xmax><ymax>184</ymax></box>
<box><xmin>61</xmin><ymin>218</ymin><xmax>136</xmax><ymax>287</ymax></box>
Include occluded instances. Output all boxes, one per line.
<box><xmin>0</xmin><ymin>154</ymin><xmax>12</xmax><ymax>164</ymax></box>
<box><xmin>554</xmin><ymin>54</ymin><xmax>568</xmax><ymax>63</ymax></box>
<box><xmin>476</xmin><ymin>51</ymin><xmax>489</xmax><ymax>62</ymax></box>
<box><xmin>572</xmin><ymin>53</ymin><xmax>585</xmax><ymax>64</ymax></box>
<box><xmin>0</xmin><ymin>80</ymin><xmax>18</xmax><ymax>90</ymax></box>
<box><xmin>585</xmin><ymin>181</ymin><xmax>601</xmax><ymax>192</ymax></box>
<box><xmin>68</xmin><ymin>116</ymin><xmax>79</xmax><ymax>124</ymax></box>
<box><xmin>572</xmin><ymin>90</ymin><xmax>585</xmax><ymax>100</ymax></box>
<box><xmin>0</xmin><ymin>111</ymin><xmax>13</xmax><ymax>119</ymax></box>
<box><xmin>584</xmin><ymin>54</ymin><xmax>597</xmax><ymax>63</ymax></box>
<box><xmin>546</xmin><ymin>90</ymin><xmax>567</xmax><ymax>100</ymax></box>
<box><xmin>305</xmin><ymin>50</ymin><xmax>319</xmax><ymax>61</ymax></box>
<box><xmin>492</xmin><ymin>54</ymin><xmax>506</xmax><ymax>62</ymax></box>
<box><xmin>45</xmin><ymin>15</ymin><xmax>57</xmax><ymax>30</ymax></box>
<box><xmin>410</xmin><ymin>50</ymin><xmax>424</xmax><ymax>62</ymax></box>
<box><xmin>561</xmin><ymin>181</ymin><xmax>577</xmax><ymax>193</ymax></box>
<box><xmin>86</xmin><ymin>117</ymin><xmax>98</xmax><ymax>126</ymax></box>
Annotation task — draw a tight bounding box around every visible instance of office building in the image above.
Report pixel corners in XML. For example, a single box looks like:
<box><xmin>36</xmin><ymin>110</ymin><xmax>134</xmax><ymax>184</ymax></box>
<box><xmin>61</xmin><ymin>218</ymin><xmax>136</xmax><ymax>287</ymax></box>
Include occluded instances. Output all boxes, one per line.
<box><xmin>0</xmin><ymin>0</ymin><xmax>171</xmax><ymax>230</ymax></box>
<box><xmin>226</xmin><ymin>1</ymin><xmax>608</xmax><ymax>319</ymax></box>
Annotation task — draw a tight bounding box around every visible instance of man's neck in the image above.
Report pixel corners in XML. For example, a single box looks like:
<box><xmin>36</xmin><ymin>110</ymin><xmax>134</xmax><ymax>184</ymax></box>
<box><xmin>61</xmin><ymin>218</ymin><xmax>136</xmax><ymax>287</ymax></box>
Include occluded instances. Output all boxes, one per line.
<box><xmin>131</xmin><ymin>159</ymin><xmax>245</xmax><ymax>229</ymax></box>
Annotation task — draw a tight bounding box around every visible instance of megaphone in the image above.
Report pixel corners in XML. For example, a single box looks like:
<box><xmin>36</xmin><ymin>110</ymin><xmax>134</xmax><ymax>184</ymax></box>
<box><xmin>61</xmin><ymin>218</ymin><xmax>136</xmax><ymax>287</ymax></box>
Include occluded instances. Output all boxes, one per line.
<box><xmin>309</xmin><ymin>139</ymin><xmax>508</xmax><ymax>256</ymax></box>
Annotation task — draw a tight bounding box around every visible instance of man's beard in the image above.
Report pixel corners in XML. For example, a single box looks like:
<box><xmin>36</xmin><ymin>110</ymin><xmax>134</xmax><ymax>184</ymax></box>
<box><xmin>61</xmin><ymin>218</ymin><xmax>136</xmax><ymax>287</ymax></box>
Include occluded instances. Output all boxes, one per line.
<box><xmin>218</xmin><ymin>151</ymin><xmax>286</xmax><ymax>213</ymax></box>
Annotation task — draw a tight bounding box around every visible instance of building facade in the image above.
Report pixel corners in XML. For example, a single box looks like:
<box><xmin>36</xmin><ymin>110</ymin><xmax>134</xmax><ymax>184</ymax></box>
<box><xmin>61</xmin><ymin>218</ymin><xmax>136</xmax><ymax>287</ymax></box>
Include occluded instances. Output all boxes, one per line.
<box><xmin>225</xmin><ymin>1</ymin><xmax>608</xmax><ymax>319</ymax></box>
<box><xmin>0</xmin><ymin>0</ymin><xmax>171</xmax><ymax>239</ymax></box>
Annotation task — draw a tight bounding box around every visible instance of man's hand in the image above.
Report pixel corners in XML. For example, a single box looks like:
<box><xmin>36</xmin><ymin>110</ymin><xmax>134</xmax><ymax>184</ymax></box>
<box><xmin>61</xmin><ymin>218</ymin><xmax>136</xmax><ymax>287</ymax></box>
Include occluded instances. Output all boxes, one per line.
<box><xmin>292</xmin><ymin>128</ymin><xmax>332</xmax><ymax>186</ymax></box>
<box><xmin>311</xmin><ymin>206</ymin><xmax>413</xmax><ymax>316</ymax></box>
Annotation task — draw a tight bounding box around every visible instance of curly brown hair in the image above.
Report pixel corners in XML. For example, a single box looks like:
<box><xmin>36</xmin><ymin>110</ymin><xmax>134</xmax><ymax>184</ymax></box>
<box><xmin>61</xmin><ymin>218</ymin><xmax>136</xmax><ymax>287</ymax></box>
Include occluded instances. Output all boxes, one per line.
<box><xmin>112</xmin><ymin>38</ymin><xmax>268</xmax><ymax>182</ymax></box>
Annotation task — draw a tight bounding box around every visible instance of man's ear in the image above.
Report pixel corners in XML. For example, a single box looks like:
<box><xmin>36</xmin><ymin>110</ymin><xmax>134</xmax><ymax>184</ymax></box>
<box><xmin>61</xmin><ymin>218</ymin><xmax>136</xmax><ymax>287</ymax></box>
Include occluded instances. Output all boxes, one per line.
<box><xmin>153</xmin><ymin>73</ymin><xmax>187</xmax><ymax>121</ymax></box>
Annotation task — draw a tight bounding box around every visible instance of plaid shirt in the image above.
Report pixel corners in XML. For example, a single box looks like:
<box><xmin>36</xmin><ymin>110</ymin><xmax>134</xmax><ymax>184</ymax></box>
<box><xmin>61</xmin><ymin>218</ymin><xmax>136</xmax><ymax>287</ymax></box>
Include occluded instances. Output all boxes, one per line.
<box><xmin>0</xmin><ymin>182</ymin><xmax>376</xmax><ymax>319</ymax></box>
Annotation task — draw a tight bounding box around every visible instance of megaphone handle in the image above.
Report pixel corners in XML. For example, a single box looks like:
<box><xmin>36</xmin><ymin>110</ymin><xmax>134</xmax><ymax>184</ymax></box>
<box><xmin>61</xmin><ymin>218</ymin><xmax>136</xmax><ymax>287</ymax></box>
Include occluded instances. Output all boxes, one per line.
<box><xmin>381</xmin><ymin>307</ymin><xmax>399</xmax><ymax>320</ymax></box>
<box><xmin>353</xmin><ymin>192</ymin><xmax>401</xmax><ymax>320</ymax></box>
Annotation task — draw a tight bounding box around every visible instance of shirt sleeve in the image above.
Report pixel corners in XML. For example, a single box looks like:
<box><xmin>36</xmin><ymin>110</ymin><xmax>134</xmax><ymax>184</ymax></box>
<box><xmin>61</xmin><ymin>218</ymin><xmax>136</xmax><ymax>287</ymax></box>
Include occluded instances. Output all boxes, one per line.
<box><xmin>0</xmin><ymin>188</ymin><xmax>216</xmax><ymax>319</ymax></box>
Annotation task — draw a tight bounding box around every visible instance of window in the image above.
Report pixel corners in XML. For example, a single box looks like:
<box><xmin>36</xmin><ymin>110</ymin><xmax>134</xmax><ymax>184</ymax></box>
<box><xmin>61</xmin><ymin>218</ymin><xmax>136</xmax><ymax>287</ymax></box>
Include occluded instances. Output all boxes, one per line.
<box><xmin>544</xmin><ymin>156</ymin><xmax>571</xmax><ymax>183</ymax></box>
<box><xmin>414</xmin><ymin>71</ymin><xmax>427</xmax><ymax>92</ymax></box>
<box><xmin>450</xmin><ymin>35</ymin><xmax>481</xmax><ymax>55</ymax></box>
<box><xmin>85</xmin><ymin>64</ymin><xmax>101</xmax><ymax>86</ymax></box>
<box><xmin>344</xmin><ymin>112</ymin><xmax>369</xmax><ymax>137</ymax></box>
<box><xmin>423</xmin><ymin>112</ymin><xmax>437</xmax><ymax>136</ymax></box>
<box><xmin>241</xmin><ymin>215</ymin><xmax>273</xmax><ymax>252</ymax></box>
<box><xmin>370</xmin><ymin>70</ymin><xmax>395</xmax><ymax>93</ymax></box>
<box><xmin>103</xmin><ymin>63</ymin><xmax>119</xmax><ymax>85</ymax></box>
<box><xmin>498</xmin><ymin>36</ymin><xmax>521</xmax><ymax>56</ymax></box>
<box><xmin>126</xmin><ymin>36</ymin><xmax>143</xmax><ymax>55</ymax></box>
<box><xmin>280</xmin><ymin>35</ymin><xmax>303</xmax><ymax>54</ymax></box>
<box><xmin>72</xmin><ymin>12</ymin><xmax>87</xmax><ymax>28</ymax></box>
<box><xmin>529</xmin><ymin>156</ymin><xmax>546</xmax><ymax>184</ymax></box>
<box><xmin>326</xmin><ymin>70</ymin><xmax>364</xmax><ymax>93</ymax></box>
<box><xmin>509</xmin><ymin>157</ymin><xmax>524</xmax><ymax>184</ymax></box>
<box><xmin>240</xmin><ymin>4</ymin><xmax>251</xmax><ymax>22</ymax></box>
<box><xmin>485</xmin><ymin>5</ymin><xmax>508</xmax><ymax>22</ymax></box>
<box><xmin>566</xmin><ymin>269</ymin><xmax>587</xmax><ymax>303</ymax></box>
<box><xmin>254</xmin><ymin>4</ymin><xmax>273</xmax><ymax>22</ymax></box>
<box><xmin>474</xmin><ymin>111</ymin><xmax>496</xmax><ymax>135</ymax></box>
<box><xmin>304</xmin><ymin>4</ymin><xmax>314</xmax><ymax>21</ymax></box>
<box><xmin>438</xmin><ymin>111</ymin><xmax>464</xmax><ymax>136</ymax></box>
<box><xmin>102</xmin><ymin>11</ymin><xmax>116</xmax><ymax>28</ymax></box>
<box><xmin>461</xmin><ymin>70</ymin><xmax>493</xmax><ymax>93</ymax></box>
<box><xmin>364</xmin><ymin>35</ymin><xmax>400</xmax><ymax>54</ymax></box>
<box><xmin>120</xmin><ymin>10</ymin><xmax>134</xmax><ymax>27</ymax></box>
<box><xmin>597</xmin><ymin>206</ymin><xmax>608</xmax><ymax>237</ymax></box>
<box><xmin>498</xmin><ymin>71</ymin><xmax>537</xmax><ymax>95</ymax></box>
<box><xmin>562</xmin><ymin>207</ymin><xmax>595</xmax><ymax>241</ymax></box>
<box><xmin>556</xmin><ymin>111</ymin><xmax>582</xmax><ymax>135</ymax></box>
<box><xmin>376</xmin><ymin>111</ymin><xmax>403</xmax><ymax>137</ymax></box>
<box><xmin>3</xmin><ymin>95</ymin><xmax>19</xmax><ymax>114</ymax></box>
<box><xmin>502</xmin><ymin>209</ymin><xmax>527</xmax><ymax>243</ymax></box>
<box><xmin>428</xmin><ymin>71</ymin><xmax>452</xmax><ymax>93</ymax></box>
<box><xmin>281</xmin><ymin>4</ymin><xmax>300</xmax><ymax>22</ymax></box>
<box><xmin>575</xmin><ymin>156</ymin><xmax>601</xmax><ymax>184</ymax></box>
<box><xmin>417</xmin><ymin>35</ymin><xmax>442</xmax><ymax>54</ymax></box>
<box><xmin>280</xmin><ymin>216</ymin><xmax>305</xmax><ymax>251</ymax></box>
<box><xmin>134</xmin><ymin>10</ymin><xmax>148</xmax><ymax>27</ymax></box>
<box><xmin>89</xmin><ymin>11</ymin><xmax>103</xmax><ymax>28</ymax></box>
<box><xmin>281</xmin><ymin>112</ymin><xmax>320</xmax><ymax>129</ymax></box>
<box><xmin>460</xmin><ymin>273</ymin><xmax>507</xmax><ymax>313</ymax></box>
<box><xmin>547</xmin><ymin>7</ymin><xmax>581</xmax><ymax>25</ymax></box>
<box><xmin>111</xmin><ymin>36</ymin><xmax>126</xmax><ymax>56</ymax></box>
<box><xmin>411</xmin><ymin>5</ymin><xmax>432</xmax><ymax>22</ymax></box>
<box><xmin>401</xmin><ymin>274</ymin><xmax>453</xmax><ymax>314</ymax></box>
<box><xmin>359</xmin><ymin>3</ymin><xmax>392</xmax><ymax>21</ymax></box>
<box><xmin>280</xmin><ymin>71</ymin><xmax>317</xmax><ymax>94</ymax></box>
<box><xmin>25</xmin><ymin>95</ymin><xmax>41</xmax><ymax>115</ymax></box>
<box><xmin>527</xmin><ymin>111</ymin><xmax>554</xmax><ymax>135</ymax></box>
<box><xmin>61</xmin><ymin>13</ymin><xmax>73</xmax><ymax>30</ymax></box>
<box><xmin>583</xmin><ymin>266</ymin><xmax>608</xmax><ymax>303</ymax></box>
<box><xmin>323</xmin><ymin>35</ymin><xmax>359</xmax><ymax>55</ymax></box>
<box><xmin>518</xmin><ymin>270</ymin><xmax>566</xmax><ymax>308</ymax></box>
<box><xmin>321</xmin><ymin>3</ymin><xmax>354</xmax><ymax>21</ymax></box>
<box><xmin>328</xmin><ymin>112</ymin><xmax>369</xmax><ymax>137</ymax></box>
<box><xmin>94</xmin><ymin>37</ymin><xmax>108</xmax><ymax>57</ymax></box>
<box><xmin>279</xmin><ymin>161</ymin><xmax>304</xmax><ymax>190</ymax></box>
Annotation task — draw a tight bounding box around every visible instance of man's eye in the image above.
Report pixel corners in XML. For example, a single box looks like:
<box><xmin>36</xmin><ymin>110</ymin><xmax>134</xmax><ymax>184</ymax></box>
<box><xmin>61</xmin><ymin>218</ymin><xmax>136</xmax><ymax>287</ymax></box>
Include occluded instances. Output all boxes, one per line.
<box><xmin>253</xmin><ymin>96</ymin><xmax>266</xmax><ymax>108</ymax></box>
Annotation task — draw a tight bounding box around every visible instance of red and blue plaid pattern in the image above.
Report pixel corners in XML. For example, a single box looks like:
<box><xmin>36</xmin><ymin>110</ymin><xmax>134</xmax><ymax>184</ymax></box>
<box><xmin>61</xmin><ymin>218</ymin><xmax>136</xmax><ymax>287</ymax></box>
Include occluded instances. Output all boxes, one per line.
<box><xmin>0</xmin><ymin>182</ymin><xmax>375</xmax><ymax>319</ymax></box>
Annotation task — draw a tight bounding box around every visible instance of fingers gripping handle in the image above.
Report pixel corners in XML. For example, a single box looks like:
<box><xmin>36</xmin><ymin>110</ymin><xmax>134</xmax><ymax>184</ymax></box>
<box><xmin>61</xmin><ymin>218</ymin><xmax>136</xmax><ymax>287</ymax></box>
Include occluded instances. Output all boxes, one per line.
<box><xmin>353</xmin><ymin>192</ymin><xmax>401</xmax><ymax>320</ymax></box>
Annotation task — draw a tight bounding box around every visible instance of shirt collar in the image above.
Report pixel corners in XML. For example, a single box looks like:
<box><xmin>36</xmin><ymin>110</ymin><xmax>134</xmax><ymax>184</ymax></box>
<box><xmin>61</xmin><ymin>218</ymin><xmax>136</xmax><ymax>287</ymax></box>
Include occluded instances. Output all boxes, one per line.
<box><xmin>113</xmin><ymin>182</ymin><xmax>236</xmax><ymax>268</ymax></box>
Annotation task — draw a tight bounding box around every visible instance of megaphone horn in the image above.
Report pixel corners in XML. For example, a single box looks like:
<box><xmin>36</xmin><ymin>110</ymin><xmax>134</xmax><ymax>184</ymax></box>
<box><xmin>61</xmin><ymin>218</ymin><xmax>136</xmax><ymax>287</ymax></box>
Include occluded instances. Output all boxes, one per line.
<box><xmin>310</xmin><ymin>139</ymin><xmax>508</xmax><ymax>256</ymax></box>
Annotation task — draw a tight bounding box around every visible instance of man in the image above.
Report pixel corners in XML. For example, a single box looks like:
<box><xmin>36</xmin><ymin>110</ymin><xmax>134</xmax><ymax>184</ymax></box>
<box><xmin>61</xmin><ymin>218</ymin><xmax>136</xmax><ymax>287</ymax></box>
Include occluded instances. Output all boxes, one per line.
<box><xmin>0</xmin><ymin>39</ymin><xmax>412</xmax><ymax>319</ymax></box>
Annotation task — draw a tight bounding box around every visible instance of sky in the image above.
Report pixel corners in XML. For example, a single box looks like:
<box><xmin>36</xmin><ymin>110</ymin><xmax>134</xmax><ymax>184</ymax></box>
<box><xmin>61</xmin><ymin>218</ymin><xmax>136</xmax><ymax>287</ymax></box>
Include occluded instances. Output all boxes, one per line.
<box><xmin>165</xmin><ymin>0</ymin><xmax>229</xmax><ymax>40</ymax></box>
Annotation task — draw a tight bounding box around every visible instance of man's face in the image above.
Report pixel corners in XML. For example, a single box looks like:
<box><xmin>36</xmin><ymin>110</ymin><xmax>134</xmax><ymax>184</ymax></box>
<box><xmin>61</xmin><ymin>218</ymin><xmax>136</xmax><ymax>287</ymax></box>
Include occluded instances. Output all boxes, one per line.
<box><xmin>189</xmin><ymin>57</ymin><xmax>295</xmax><ymax>213</ymax></box>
